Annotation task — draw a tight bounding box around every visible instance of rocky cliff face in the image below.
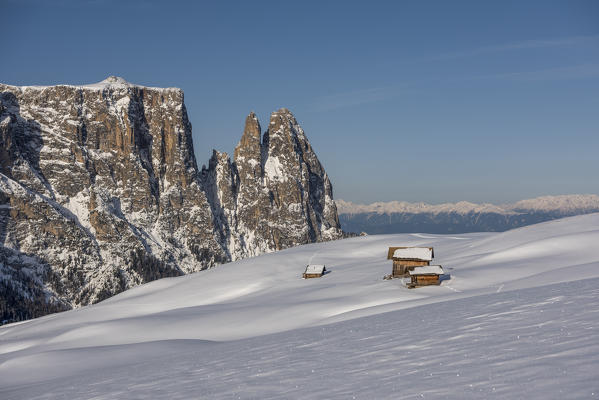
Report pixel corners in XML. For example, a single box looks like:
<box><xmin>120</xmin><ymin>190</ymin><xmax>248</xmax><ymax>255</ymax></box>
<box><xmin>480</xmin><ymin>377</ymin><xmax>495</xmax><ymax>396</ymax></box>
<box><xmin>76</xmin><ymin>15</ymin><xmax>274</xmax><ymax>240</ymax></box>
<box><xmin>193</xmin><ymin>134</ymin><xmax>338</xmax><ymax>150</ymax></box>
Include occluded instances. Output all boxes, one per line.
<box><xmin>0</xmin><ymin>77</ymin><xmax>342</xmax><ymax>322</ymax></box>
<box><xmin>203</xmin><ymin>109</ymin><xmax>341</xmax><ymax>259</ymax></box>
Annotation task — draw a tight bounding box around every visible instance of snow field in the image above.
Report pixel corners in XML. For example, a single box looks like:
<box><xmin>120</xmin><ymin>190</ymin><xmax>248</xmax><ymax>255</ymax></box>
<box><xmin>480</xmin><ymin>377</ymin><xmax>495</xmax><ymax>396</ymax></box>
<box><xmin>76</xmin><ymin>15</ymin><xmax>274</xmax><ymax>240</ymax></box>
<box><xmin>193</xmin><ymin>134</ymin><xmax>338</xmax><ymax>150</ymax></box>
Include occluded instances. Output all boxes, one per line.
<box><xmin>1</xmin><ymin>213</ymin><xmax>598</xmax><ymax>398</ymax></box>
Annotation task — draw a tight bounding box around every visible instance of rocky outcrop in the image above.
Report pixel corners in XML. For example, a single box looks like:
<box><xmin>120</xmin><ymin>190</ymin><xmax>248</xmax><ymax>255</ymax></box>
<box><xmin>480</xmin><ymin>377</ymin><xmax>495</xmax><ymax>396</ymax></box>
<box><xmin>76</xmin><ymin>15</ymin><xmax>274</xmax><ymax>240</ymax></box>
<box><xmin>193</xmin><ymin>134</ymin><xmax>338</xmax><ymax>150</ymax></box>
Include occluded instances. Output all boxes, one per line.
<box><xmin>259</xmin><ymin>109</ymin><xmax>340</xmax><ymax>248</ymax></box>
<box><xmin>203</xmin><ymin>109</ymin><xmax>342</xmax><ymax>259</ymax></box>
<box><xmin>231</xmin><ymin>112</ymin><xmax>272</xmax><ymax>256</ymax></box>
<box><xmin>0</xmin><ymin>77</ymin><xmax>342</xmax><ymax>322</ymax></box>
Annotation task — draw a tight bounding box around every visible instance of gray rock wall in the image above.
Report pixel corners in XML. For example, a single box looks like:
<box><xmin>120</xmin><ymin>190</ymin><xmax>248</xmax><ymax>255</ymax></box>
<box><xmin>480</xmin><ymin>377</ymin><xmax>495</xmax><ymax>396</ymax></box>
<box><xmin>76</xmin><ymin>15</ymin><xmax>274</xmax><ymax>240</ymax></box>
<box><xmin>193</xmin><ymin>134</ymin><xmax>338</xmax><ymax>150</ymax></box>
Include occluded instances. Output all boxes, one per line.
<box><xmin>0</xmin><ymin>78</ymin><xmax>342</xmax><ymax>322</ymax></box>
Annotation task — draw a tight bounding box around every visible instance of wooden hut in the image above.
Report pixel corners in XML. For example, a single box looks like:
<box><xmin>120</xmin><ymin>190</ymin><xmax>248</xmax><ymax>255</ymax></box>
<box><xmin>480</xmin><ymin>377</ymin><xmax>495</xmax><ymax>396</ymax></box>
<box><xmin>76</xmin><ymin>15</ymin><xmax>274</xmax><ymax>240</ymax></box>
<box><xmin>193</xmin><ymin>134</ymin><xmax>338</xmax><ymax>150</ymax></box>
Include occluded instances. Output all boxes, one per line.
<box><xmin>387</xmin><ymin>247</ymin><xmax>434</xmax><ymax>278</ymax></box>
<box><xmin>408</xmin><ymin>265</ymin><xmax>444</xmax><ymax>288</ymax></box>
<box><xmin>303</xmin><ymin>264</ymin><xmax>327</xmax><ymax>278</ymax></box>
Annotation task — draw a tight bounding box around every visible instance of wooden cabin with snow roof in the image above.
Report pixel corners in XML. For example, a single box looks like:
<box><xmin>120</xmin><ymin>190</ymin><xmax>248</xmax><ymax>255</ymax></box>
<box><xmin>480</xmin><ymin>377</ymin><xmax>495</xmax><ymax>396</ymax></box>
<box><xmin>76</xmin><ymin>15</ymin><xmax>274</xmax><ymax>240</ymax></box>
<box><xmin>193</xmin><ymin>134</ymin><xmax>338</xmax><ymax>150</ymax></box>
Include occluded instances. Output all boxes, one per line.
<box><xmin>387</xmin><ymin>247</ymin><xmax>434</xmax><ymax>278</ymax></box>
<box><xmin>303</xmin><ymin>264</ymin><xmax>327</xmax><ymax>279</ymax></box>
<box><xmin>408</xmin><ymin>265</ymin><xmax>444</xmax><ymax>288</ymax></box>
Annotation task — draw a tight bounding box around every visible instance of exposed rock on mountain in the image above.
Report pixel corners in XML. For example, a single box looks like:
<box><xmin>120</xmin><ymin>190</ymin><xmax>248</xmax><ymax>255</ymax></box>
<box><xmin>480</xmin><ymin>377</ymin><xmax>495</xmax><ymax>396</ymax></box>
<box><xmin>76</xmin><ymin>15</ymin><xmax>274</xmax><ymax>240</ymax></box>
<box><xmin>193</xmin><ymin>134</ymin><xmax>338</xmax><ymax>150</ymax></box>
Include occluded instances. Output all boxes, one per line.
<box><xmin>231</xmin><ymin>112</ymin><xmax>271</xmax><ymax>256</ymax></box>
<box><xmin>203</xmin><ymin>109</ymin><xmax>342</xmax><ymax>258</ymax></box>
<box><xmin>337</xmin><ymin>195</ymin><xmax>599</xmax><ymax>234</ymax></box>
<box><xmin>0</xmin><ymin>77</ymin><xmax>342</xmax><ymax>322</ymax></box>
<box><xmin>250</xmin><ymin>109</ymin><xmax>340</xmax><ymax>249</ymax></box>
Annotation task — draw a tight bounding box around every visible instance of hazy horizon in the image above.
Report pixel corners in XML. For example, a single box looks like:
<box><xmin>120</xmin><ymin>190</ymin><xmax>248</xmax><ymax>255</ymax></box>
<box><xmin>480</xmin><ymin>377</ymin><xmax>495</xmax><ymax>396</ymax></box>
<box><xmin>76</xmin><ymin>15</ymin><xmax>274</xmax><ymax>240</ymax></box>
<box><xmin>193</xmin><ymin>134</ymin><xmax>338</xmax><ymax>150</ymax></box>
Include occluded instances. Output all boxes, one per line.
<box><xmin>3</xmin><ymin>0</ymin><xmax>597</xmax><ymax>204</ymax></box>
<box><xmin>336</xmin><ymin>193</ymin><xmax>599</xmax><ymax>207</ymax></box>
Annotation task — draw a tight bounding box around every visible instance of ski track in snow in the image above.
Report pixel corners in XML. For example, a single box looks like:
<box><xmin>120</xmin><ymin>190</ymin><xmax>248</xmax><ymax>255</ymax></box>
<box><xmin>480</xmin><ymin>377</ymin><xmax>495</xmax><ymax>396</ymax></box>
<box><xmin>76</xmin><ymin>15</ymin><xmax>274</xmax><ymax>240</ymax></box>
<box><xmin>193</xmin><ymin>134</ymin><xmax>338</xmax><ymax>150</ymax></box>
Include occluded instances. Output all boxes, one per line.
<box><xmin>0</xmin><ymin>213</ymin><xmax>598</xmax><ymax>399</ymax></box>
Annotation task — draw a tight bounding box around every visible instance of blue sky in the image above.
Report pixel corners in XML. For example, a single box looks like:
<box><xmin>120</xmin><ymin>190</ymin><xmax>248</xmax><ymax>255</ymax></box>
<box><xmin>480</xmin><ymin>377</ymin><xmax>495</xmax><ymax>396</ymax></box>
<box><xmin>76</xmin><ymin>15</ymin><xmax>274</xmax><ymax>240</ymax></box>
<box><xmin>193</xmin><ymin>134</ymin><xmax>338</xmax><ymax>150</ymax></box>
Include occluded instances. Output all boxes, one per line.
<box><xmin>2</xmin><ymin>0</ymin><xmax>598</xmax><ymax>203</ymax></box>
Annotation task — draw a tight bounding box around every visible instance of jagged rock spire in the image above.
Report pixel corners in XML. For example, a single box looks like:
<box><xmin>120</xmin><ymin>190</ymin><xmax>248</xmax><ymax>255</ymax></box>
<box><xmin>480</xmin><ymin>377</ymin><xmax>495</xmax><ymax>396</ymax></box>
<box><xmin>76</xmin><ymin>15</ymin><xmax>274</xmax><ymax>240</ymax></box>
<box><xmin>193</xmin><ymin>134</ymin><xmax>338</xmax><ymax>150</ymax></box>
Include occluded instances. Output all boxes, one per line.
<box><xmin>236</xmin><ymin>112</ymin><xmax>261</xmax><ymax>150</ymax></box>
<box><xmin>260</xmin><ymin>108</ymin><xmax>341</xmax><ymax>247</ymax></box>
<box><xmin>234</xmin><ymin>112</ymin><xmax>263</xmax><ymax>180</ymax></box>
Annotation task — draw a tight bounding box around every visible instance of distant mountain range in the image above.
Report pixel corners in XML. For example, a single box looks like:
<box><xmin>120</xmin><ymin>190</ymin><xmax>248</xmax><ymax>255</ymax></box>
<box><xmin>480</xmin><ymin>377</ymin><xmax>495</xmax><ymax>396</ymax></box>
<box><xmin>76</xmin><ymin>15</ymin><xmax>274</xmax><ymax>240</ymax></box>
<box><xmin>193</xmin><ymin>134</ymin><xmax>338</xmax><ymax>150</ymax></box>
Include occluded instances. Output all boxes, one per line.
<box><xmin>337</xmin><ymin>194</ymin><xmax>599</xmax><ymax>234</ymax></box>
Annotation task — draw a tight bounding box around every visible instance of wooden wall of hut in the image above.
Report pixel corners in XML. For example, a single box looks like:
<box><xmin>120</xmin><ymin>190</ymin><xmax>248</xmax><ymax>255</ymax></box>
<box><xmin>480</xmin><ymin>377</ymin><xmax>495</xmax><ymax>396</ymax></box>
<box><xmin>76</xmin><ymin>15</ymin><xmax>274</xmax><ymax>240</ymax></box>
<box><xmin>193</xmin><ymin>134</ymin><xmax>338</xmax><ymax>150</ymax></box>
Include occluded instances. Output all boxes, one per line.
<box><xmin>392</xmin><ymin>260</ymin><xmax>430</xmax><ymax>277</ymax></box>
<box><xmin>410</xmin><ymin>275</ymin><xmax>440</xmax><ymax>286</ymax></box>
<box><xmin>303</xmin><ymin>273</ymin><xmax>323</xmax><ymax>279</ymax></box>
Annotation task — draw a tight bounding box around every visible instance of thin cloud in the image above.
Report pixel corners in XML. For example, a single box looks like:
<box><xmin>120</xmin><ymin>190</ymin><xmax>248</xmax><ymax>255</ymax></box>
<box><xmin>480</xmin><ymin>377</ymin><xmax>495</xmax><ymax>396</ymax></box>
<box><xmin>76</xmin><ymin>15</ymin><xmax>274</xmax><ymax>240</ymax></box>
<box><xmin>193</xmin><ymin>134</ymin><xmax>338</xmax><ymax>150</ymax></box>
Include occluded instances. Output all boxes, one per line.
<box><xmin>487</xmin><ymin>35</ymin><xmax>599</xmax><ymax>51</ymax></box>
<box><xmin>428</xmin><ymin>34</ymin><xmax>599</xmax><ymax>61</ymax></box>
<box><xmin>310</xmin><ymin>35</ymin><xmax>599</xmax><ymax>112</ymax></box>
<box><xmin>311</xmin><ymin>87</ymin><xmax>401</xmax><ymax>112</ymax></box>
<box><xmin>475</xmin><ymin>64</ymin><xmax>599</xmax><ymax>81</ymax></box>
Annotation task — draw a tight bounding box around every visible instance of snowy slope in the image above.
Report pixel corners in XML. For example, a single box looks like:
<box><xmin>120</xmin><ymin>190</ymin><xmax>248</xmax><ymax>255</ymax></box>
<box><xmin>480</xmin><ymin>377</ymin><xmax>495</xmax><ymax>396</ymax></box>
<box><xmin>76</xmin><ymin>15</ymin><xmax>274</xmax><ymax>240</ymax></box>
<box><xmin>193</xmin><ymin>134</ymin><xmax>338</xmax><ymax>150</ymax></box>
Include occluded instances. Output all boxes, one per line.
<box><xmin>1</xmin><ymin>214</ymin><xmax>598</xmax><ymax>399</ymax></box>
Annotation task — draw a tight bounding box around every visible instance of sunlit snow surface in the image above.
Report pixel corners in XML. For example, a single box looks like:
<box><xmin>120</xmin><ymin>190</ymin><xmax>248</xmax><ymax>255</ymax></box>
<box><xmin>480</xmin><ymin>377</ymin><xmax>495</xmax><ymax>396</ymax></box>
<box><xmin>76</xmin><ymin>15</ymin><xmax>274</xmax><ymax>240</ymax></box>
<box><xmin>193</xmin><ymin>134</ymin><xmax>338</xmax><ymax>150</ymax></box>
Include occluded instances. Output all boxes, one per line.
<box><xmin>1</xmin><ymin>214</ymin><xmax>598</xmax><ymax>399</ymax></box>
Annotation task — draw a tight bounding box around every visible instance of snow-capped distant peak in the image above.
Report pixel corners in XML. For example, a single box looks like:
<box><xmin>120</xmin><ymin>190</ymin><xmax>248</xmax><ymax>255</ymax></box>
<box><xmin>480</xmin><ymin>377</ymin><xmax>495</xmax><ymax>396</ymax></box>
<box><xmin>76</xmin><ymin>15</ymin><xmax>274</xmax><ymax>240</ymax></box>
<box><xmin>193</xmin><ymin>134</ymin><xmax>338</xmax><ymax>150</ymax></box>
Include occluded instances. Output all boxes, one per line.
<box><xmin>508</xmin><ymin>194</ymin><xmax>599</xmax><ymax>213</ymax></box>
<box><xmin>337</xmin><ymin>194</ymin><xmax>599</xmax><ymax>215</ymax></box>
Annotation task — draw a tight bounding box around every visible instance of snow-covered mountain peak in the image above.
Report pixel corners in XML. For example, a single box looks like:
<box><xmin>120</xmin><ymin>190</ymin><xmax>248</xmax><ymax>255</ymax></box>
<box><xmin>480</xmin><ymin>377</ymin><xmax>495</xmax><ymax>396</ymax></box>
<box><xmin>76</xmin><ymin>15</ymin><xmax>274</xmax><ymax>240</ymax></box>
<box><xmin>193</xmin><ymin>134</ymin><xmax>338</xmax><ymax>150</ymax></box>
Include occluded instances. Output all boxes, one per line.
<box><xmin>80</xmin><ymin>76</ymin><xmax>180</xmax><ymax>92</ymax></box>
<box><xmin>83</xmin><ymin>75</ymin><xmax>134</xmax><ymax>88</ymax></box>
<box><xmin>337</xmin><ymin>194</ymin><xmax>599</xmax><ymax>216</ymax></box>
<box><xmin>508</xmin><ymin>194</ymin><xmax>599</xmax><ymax>212</ymax></box>
<box><xmin>101</xmin><ymin>75</ymin><xmax>129</xmax><ymax>85</ymax></box>
<box><xmin>338</xmin><ymin>195</ymin><xmax>599</xmax><ymax>235</ymax></box>
<box><xmin>1</xmin><ymin>77</ymin><xmax>181</xmax><ymax>93</ymax></box>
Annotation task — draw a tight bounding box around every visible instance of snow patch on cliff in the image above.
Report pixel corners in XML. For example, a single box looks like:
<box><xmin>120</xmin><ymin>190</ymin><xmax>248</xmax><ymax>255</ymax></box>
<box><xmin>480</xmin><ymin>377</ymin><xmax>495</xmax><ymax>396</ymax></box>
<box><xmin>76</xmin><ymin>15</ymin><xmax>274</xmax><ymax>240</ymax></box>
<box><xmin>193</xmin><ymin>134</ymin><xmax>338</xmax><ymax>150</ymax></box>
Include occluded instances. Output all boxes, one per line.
<box><xmin>263</xmin><ymin>156</ymin><xmax>288</xmax><ymax>182</ymax></box>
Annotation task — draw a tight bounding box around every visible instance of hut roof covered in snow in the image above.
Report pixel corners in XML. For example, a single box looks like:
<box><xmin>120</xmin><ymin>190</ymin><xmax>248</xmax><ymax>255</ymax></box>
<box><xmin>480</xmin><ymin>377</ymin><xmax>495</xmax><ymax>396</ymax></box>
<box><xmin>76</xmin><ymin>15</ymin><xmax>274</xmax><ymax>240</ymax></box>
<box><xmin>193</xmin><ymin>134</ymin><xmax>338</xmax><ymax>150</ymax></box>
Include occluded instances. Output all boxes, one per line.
<box><xmin>305</xmin><ymin>264</ymin><xmax>326</xmax><ymax>274</ymax></box>
<box><xmin>408</xmin><ymin>265</ymin><xmax>444</xmax><ymax>276</ymax></box>
<box><xmin>390</xmin><ymin>247</ymin><xmax>434</xmax><ymax>261</ymax></box>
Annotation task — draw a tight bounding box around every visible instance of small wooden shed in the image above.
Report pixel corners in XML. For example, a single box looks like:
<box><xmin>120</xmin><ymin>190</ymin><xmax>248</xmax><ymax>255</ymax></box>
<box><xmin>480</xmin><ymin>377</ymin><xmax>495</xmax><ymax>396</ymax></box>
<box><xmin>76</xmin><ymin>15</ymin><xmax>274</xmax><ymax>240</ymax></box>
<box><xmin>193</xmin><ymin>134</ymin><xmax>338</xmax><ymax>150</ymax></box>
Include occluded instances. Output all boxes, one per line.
<box><xmin>303</xmin><ymin>264</ymin><xmax>326</xmax><ymax>278</ymax></box>
<box><xmin>408</xmin><ymin>265</ymin><xmax>444</xmax><ymax>288</ymax></box>
<box><xmin>387</xmin><ymin>247</ymin><xmax>434</xmax><ymax>278</ymax></box>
